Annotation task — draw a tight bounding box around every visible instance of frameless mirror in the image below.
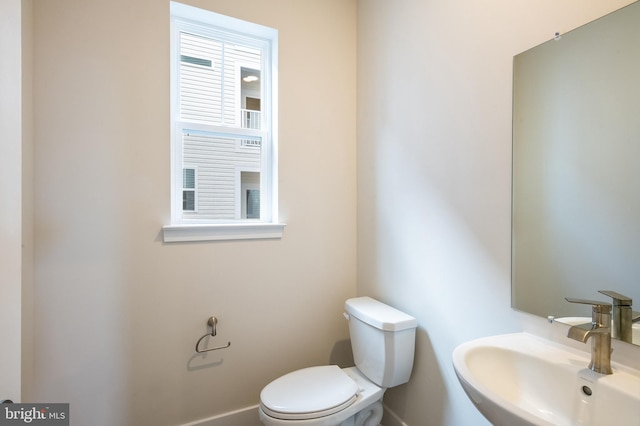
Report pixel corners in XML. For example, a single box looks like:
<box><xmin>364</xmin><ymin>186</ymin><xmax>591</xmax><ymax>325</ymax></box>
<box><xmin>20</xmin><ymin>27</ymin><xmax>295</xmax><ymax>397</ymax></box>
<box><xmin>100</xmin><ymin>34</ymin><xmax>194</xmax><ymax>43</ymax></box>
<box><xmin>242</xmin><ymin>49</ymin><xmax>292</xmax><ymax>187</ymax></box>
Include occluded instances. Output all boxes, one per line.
<box><xmin>512</xmin><ymin>1</ymin><xmax>640</xmax><ymax>345</ymax></box>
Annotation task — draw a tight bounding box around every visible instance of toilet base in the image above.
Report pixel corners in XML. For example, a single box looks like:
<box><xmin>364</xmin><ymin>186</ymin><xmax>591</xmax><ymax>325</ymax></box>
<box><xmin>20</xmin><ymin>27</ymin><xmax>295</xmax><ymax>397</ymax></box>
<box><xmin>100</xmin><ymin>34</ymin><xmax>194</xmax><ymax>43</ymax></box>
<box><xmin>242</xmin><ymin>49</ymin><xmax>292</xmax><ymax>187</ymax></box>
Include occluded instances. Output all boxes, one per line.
<box><xmin>344</xmin><ymin>401</ymin><xmax>383</xmax><ymax>426</ymax></box>
<box><xmin>259</xmin><ymin>400</ymin><xmax>383</xmax><ymax>426</ymax></box>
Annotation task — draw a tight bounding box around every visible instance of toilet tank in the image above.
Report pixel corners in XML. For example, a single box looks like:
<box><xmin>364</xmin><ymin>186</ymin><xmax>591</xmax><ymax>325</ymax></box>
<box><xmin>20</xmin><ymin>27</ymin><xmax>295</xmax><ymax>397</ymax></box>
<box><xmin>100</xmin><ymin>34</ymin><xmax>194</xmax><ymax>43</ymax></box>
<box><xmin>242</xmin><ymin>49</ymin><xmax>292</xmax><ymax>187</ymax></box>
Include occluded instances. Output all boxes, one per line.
<box><xmin>344</xmin><ymin>297</ymin><xmax>417</xmax><ymax>388</ymax></box>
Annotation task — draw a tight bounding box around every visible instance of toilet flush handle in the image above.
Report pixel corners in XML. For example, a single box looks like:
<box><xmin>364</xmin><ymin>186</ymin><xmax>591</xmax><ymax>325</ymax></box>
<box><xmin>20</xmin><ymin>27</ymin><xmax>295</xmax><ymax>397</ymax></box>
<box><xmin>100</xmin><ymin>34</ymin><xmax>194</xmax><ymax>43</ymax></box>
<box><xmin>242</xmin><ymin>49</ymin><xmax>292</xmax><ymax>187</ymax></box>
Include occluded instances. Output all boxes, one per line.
<box><xmin>343</xmin><ymin>312</ymin><xmax>350</xmax><ymax>321</ymax></box>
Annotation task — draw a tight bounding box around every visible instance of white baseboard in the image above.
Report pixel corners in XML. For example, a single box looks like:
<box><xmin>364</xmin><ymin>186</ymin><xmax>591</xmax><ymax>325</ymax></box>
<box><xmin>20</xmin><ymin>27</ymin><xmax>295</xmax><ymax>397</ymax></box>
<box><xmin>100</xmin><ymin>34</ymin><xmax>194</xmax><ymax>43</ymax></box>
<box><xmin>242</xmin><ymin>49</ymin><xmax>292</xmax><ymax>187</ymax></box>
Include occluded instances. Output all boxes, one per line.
<box><xmin>179</xmin><ymin>402</ymin><xmax>407</xmax><ymax>426</ymax></box>
<box><xmin>179</xmin><ymin>404</ymin><xmax>261</xmax><ymax>426</ymax></box>
<box><xmin>382</xmin><ymin>402</ymin><xmax>409</xmax><ymax>426</ymax></box>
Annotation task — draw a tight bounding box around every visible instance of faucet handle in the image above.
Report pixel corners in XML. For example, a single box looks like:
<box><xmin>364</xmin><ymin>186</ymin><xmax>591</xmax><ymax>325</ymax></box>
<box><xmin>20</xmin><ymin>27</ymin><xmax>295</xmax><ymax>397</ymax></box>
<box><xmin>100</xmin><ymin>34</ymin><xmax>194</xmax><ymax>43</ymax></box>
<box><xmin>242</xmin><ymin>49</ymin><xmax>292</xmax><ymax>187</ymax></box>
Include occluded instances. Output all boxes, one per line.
<box><xmin>598</xmin><ymin>290</ymin><xmax>632</xmax><ymax>307</ymax></box>
<box><xmin>565</xmin><ymin>297</ymin><xmax>612</xmax><ymax>314</ymax></box>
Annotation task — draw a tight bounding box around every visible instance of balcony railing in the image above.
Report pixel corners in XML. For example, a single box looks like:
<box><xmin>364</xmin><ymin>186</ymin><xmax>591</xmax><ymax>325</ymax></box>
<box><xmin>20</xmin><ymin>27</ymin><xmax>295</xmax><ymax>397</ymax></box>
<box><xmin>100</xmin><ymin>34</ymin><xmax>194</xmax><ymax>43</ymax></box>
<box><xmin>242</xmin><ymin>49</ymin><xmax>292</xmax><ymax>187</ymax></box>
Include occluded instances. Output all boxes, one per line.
<box><xmin>242</xmin><ymin>109</ymin><xmax>261</xmax><ymax>130</ymax></box>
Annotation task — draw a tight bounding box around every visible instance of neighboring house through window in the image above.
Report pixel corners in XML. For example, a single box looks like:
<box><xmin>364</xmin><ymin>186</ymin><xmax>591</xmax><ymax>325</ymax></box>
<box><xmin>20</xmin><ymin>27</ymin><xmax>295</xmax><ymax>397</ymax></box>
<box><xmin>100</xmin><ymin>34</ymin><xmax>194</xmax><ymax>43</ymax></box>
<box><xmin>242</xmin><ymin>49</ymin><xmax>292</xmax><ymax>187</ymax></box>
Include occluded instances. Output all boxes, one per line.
<box><xmin>182</xmin><ymin>167</ymin><xmax>197</xmax><ymax>211</ymax></box>
<box><xmin>164</xmin><ymin>2</ymin><xmax>284</xmax><ymax>242</ymax></box>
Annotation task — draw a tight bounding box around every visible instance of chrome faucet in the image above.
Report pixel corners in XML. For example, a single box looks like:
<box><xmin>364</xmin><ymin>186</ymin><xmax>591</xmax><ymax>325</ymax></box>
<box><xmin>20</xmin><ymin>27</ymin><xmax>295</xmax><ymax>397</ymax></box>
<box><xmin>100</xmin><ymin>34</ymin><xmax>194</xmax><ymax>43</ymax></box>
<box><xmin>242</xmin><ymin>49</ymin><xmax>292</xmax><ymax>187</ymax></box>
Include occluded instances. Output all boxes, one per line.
<box><xmin>598</xmin><ymin>290</ymin><xmax>633</xmax><ymax>344</ymax></box>
<box><xmin>565</xmin><ymin>297</ymin><xmax>613</xmax><ymax>375</ymax></box>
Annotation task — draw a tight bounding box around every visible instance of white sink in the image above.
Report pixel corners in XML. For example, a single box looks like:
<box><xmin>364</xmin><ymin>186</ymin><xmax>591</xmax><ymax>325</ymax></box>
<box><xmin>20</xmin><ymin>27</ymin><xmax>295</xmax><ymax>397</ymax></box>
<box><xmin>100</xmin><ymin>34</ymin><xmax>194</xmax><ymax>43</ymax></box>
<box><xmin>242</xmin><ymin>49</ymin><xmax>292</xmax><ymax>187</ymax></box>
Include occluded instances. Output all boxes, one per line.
<box><xmin>452</xmin><ymin>333</ymin><xmax>640</xmax><ymax>426</ymax></box>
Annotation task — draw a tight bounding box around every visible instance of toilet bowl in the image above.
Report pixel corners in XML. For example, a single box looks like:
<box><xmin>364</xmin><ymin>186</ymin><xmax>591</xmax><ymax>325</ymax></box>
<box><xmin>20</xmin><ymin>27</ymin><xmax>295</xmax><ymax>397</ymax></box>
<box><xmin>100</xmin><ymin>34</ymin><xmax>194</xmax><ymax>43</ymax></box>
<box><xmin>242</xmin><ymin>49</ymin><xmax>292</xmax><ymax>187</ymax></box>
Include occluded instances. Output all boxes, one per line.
<box><xmin>259</xmin><ymin>297</ymin><xmax>417</xmax><ymax>426</ymax></box>
<box><xmin>259</xmin><ymin>366</ymin><xmax>384</xmax><ymax>426</ymax></box>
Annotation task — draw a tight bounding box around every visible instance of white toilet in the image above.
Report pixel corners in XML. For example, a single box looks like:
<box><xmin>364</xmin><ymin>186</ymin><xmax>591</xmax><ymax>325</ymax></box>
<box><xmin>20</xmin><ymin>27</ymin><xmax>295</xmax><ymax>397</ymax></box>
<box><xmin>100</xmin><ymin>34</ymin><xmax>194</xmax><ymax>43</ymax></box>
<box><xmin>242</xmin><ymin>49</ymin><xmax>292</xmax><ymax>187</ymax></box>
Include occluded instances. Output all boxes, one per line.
<box><xmin>259</xmin><ymin>296</ymin><xmax>418</xmax><ymax>426</ymax></box>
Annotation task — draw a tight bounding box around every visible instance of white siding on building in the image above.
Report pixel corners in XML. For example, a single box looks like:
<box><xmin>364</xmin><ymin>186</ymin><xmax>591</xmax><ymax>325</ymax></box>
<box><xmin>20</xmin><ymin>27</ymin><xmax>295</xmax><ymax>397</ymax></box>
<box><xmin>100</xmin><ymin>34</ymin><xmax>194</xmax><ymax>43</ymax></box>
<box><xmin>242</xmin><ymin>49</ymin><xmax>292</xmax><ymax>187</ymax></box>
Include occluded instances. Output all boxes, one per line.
<box><xmin>180</xmin><ymin>33</ymin><xmax>223</xmax><ymax>124</ymax></box>
<box><xmin>183</xmin><ymin>133</ymin><xmax>261</xmax><ymax>220</ymax></box>
<box><xmin>178</xmin><ymin>30</ymin><xmax>263</xmax><ymax>220</ymax></box>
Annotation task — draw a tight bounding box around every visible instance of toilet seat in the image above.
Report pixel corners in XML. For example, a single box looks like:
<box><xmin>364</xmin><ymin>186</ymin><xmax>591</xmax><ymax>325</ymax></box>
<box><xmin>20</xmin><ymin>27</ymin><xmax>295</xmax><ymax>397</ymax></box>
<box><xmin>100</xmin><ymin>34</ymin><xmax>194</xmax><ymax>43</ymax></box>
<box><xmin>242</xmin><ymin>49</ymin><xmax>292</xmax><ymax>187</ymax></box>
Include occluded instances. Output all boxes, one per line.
<box><xmin>260</xmin><ymin>365</ymin><xmax>359</xmax><ymax>420</ymax></box>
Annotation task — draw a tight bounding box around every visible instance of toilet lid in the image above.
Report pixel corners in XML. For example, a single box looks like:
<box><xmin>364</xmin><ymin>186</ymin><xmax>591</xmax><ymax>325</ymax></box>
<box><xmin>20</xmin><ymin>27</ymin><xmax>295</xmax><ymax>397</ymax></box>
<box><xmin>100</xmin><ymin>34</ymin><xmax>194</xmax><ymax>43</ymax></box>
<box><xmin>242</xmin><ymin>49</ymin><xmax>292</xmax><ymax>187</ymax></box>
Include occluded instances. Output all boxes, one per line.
<box><xmin>260</xmin><ymin>365</ymin><xmax>359</xmax><ymax>420</ymax></box>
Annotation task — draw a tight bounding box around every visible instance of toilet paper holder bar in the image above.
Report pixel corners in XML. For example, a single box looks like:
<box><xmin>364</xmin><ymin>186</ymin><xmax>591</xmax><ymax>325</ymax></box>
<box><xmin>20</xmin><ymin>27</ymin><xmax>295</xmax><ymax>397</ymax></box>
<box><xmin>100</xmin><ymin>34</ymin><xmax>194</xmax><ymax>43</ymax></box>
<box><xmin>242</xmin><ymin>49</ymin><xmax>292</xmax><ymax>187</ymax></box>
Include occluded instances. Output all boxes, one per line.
<box><xmin>195</xmin><ymin>316</ymin><xmax>231</xmax><ymax>353</ymax></box>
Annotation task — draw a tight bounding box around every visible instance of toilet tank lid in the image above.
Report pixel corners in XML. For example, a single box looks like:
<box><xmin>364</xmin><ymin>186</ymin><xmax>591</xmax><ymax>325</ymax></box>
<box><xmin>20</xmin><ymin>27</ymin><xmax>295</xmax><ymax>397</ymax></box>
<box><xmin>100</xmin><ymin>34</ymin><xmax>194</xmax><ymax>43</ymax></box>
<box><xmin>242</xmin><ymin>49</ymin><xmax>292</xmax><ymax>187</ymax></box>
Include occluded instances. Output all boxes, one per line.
<box><xmin>345</xmin><ymin>297</ymin><xmax>417</xmax><ymax>331</ymax></box>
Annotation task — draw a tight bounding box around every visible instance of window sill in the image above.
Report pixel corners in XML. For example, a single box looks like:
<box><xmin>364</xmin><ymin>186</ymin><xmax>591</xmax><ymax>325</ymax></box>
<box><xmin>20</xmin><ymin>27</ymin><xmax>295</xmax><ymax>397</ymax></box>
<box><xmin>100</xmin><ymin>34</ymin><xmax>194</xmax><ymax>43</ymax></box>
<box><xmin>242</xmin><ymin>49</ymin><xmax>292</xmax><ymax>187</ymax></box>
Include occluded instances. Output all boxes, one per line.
<box><xmin>162</xmin><ymin>222</ymin><xmax>285</xmax><ymax>243</ymax></box>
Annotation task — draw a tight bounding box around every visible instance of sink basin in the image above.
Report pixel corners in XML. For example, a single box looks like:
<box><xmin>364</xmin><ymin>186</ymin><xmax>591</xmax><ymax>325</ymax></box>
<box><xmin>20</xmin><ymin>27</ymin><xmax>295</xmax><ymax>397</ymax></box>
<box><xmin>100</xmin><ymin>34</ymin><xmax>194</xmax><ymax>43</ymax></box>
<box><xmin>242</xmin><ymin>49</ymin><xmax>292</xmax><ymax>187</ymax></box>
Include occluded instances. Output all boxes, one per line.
<box><xmin>452</xmin><ymin>333</ymin><xmax>640</xmax><ymax>426</ymax></box>
<box><xmin>555</xmin><ymin>317</ymin><xmax>640</xmax><ymax>344</ymax></box>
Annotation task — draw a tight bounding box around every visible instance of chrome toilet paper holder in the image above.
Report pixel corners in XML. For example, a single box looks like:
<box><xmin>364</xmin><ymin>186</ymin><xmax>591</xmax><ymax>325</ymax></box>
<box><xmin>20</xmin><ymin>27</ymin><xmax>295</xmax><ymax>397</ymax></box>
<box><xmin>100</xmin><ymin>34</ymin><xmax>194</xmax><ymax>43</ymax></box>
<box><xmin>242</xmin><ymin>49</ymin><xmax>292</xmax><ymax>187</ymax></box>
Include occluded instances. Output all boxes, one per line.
<box><xmin>195</xmin><ymin>316</ymin><xmax>231</xmax><ymax>353</ymax></box>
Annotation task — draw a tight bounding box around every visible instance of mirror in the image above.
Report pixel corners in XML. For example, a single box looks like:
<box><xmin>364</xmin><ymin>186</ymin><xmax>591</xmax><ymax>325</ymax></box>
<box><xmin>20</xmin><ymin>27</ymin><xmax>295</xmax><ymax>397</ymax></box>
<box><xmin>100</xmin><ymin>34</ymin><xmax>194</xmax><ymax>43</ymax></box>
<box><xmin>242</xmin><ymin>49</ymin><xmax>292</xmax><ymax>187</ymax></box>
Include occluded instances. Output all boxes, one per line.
<box><xmin>512</xmin><ymin>1</ymin><xmax>640</xmax><ymax>345</ymax></box>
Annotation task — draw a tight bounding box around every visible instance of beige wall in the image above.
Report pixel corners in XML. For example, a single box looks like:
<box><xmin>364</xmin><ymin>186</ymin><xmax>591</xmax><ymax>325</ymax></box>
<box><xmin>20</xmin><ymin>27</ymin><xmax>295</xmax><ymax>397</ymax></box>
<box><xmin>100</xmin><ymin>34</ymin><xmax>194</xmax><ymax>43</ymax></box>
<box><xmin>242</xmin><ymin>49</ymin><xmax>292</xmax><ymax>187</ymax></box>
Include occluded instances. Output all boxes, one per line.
<box><xmin>357</xmin><ymin>0</ymin><xmax>638</xmax><ymax>424</ymax></box>
<box><xmin>29</xmin><ymin>1</ymin><xmax>356</xmax><ymax>424</ymax></box>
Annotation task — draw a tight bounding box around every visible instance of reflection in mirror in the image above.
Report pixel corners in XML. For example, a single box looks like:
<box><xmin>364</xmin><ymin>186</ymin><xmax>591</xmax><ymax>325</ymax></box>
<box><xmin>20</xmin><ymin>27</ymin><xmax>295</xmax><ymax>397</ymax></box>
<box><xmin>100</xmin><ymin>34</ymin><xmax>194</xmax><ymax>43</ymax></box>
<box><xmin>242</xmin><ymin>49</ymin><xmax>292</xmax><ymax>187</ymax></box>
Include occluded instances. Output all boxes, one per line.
<box><xmin>512</xmin><ymin>1</ymin><xmax>640</xmax><ymax>346</ymax></box>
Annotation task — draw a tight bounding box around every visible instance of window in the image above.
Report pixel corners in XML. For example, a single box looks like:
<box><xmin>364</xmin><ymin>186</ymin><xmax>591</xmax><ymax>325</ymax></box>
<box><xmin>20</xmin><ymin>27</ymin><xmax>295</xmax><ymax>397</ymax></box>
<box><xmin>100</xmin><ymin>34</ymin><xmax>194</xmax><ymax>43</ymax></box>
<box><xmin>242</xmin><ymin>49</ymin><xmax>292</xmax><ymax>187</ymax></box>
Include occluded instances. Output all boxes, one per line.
<box><xmin>182</xmin><ymin>167</ymin><xmax>196</xmax><ymax>211</ymax></box>
<box><xmin>240</xmin><ymin>170</ymin><xmax>260</xmax><ymax>219</ymax></box>
<box><xmin>165</xmin><ymin>2</ymin><xmax>284</xmax><ymax>242</ymax></box>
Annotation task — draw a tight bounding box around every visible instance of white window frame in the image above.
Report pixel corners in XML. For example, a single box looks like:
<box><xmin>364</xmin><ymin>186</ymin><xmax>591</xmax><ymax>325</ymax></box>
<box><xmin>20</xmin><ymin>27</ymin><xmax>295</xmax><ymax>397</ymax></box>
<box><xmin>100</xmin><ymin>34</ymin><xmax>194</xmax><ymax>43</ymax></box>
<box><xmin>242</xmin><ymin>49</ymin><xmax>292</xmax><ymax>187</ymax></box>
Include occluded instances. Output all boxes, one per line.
<box><xmin>164</xmin><ymin>2</ymin><xmax>284</xmax><ymax>242</ymax></box>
